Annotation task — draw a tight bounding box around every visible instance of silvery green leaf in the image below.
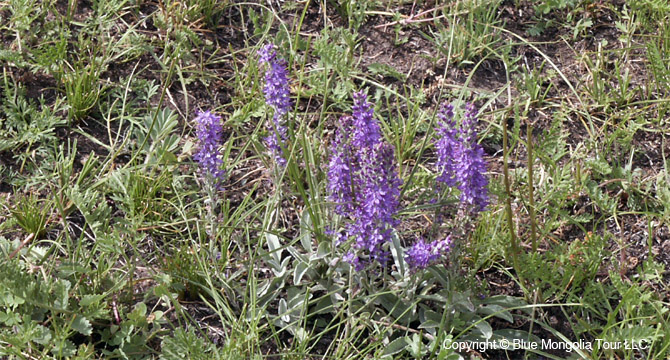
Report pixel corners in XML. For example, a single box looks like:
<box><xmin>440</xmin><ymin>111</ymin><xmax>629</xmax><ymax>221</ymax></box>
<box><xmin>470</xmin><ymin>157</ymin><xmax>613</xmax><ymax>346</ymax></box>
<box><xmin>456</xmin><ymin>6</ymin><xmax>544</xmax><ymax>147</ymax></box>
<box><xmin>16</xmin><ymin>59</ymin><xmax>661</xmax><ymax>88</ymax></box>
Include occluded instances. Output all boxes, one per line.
<box><xmin>271</xmin><ymin>257</ymin><xmax>291</xmax><ymax>277</ymax></box>
<box><xmin>428</xmin><ymin>266</ymin><xmax>450</xmax><ymax>288</ymax></box>
<box><xmin>419</xmin><ymin>309</ymin><xmax>442</xmax><ymax>329</ymax></box>
<box><xmin>299</xmin><ymin>211</ymin><xmax>313</xmax><ymax>252</ymax></box>
<box><xmin>382</xmin><ymin>336</ymin><xmax>409</xmax><ymax>357</ymax></box>
<box><xmin>287</xmin><ymin>287</ymin><xmax>307</xmax><ymax>309</ymax></box>
<box><xmin>294</xmin><ymin>327</ymin><xmax>309</xmax><ymax>342</ymax></box>
<box><xmin>315</xmin><ymin>241</ymin><xmax>330</xmax><ymax>260</ymax></box>
<box><xmin>312</xmin><ymin>296</ymin><xmax>334</xmax><ymax>315</ymax></box>
<box><xmin>293</xmin><ymin>261</ymin><xmax>309</xmax><ymax>285</ymax></box>
<box><xmin>390</xmin><ymin>230</ymin><xmax>406</xmax><ymax>277</ymax></box>
<box><xmin>419</xmin><ymin>319</ymin><xmax>441</xmax><ymax>329</ymax></box>
<box><xmin>451</xmin><ymin>292</ymin><xmax>475</xmax><ymax>313</ymax></box>
<box><xmin>477</xmin><ymin>304</ymin><xmax>513</xmax><ymax>323</ymax></box>
<box><xmin>287</xmin><ymin>245</ymin><xmax>308</xmax><ymax>263</ymax></box>
<box><xmin>278</xmin><ymin>298</ymin><xmax>289</xmax><ymax>322</ymax></box>
<box><xmin>480</xmin><ymin>295</ymin><xmax>530</xmax><ymax>314</ymax></box>
<box><xmin>474</xmin><ymin>317</ymin><xmax>493</xmax><ymax>339</ymax></box>
<box><xmin>265</xmin><ymin>233</ymin><xmax>282</xmax><ymax>264</ymax></box>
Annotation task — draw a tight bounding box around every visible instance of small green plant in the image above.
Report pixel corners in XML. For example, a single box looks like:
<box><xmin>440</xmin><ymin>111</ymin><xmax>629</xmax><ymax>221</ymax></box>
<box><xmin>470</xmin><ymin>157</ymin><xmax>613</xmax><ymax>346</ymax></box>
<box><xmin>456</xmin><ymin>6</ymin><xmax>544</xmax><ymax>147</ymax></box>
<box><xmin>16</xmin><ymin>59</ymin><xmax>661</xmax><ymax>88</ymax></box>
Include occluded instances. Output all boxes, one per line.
<box><xmin>61</xmin><ymin>64</ymin><xmax>104</xmax><ymax>121</ymax></box>
<box><xmin>534</xmin><ymin>0</ymin><xmax>577</xmax><ymax>16</ymax></box>
<box><xmin>0</xmin><ymin>81</ymin><xmax>67</xmax><ymax>155</ymax></box>
<box><xmin>431</xmin><ymin>0</ymin><xmax>504</xmax><ymax>66</ymax></box>
<box><xmin>9</xmin><ymin>193</ymin><xmax>51</xmax><ymax>238</ymax></box>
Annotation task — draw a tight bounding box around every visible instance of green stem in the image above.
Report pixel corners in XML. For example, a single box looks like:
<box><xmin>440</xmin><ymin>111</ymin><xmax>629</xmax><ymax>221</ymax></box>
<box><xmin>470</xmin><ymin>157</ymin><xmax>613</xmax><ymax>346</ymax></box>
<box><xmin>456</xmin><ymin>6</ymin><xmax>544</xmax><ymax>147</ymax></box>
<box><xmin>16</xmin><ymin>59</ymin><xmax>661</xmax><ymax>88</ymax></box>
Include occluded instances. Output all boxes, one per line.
<box><xmin>527</xmin><ymin>116</ymin><xmax>537</xmax><ymax>252</ymax></box>
<box><xmin>503</xmin><ymin>109</ymin><xmax>520</xmax><ymax>272</ymax></box>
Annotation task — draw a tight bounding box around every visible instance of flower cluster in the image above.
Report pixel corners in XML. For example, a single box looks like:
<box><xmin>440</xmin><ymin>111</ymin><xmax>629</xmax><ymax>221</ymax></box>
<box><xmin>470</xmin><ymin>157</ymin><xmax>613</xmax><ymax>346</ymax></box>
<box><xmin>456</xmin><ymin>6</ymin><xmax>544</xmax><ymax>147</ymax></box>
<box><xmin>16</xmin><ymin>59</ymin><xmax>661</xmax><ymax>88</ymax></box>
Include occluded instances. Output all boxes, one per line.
<box><xmin>405</xmin><ymin>236</ymin><xmax>452</xmax><ymax>270</ymax></box>
<box><xmin>434</xmin><ymin>103</ymin><xmax>458</xmax><ymax>187</ymax></box>
<box><xmin>327</xmin><ymin>91</ymin><xmax>402</xmax><ymax>270</ymax></box>
<box><xmin>434</xmin><ymin>102</ymin><xmax>489</xmax><ymax>212</ymax></box>
<box><xmin>402</xmin><ymin>102</ymin><xmax>490</xmax><ymax>271</ymax></box>
<box><xmin>327</xmin><ymin>116</ymin><xmax>356</xmax><ymax>216</ymax></box>
<box><xmin>193</xmin><ymin>110</ymin><xmax>225</xmax><ymax>188</ymax></box>
<box><xmin>258</xmin><ymin>43</ymin><xmax>291</xmax><ymax>167</ymax></box>
<box><xmin>457</xmin><ymin>104</ymin><xmax>489</xmax><ymax>211</ymax></box>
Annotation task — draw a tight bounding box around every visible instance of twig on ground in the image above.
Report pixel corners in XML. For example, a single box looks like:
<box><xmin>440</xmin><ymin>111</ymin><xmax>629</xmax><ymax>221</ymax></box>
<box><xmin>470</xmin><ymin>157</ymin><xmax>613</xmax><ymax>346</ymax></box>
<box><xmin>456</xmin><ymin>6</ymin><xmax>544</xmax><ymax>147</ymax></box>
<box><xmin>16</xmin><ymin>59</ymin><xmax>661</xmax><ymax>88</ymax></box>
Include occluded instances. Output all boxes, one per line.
<box><xmin>8</xmin><ymin>233</ymin><xmax>35</xmax><ymax>260</ymax></box>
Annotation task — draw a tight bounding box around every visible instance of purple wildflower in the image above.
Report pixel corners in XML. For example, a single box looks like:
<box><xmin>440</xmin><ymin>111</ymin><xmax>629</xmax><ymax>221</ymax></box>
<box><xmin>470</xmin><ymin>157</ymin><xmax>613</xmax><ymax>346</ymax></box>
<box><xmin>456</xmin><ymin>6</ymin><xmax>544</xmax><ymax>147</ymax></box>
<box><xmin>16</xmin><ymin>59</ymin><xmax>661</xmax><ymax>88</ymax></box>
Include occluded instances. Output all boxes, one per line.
<box><xmin>351</xmin><ymin>91</ymin><xmax>381</xmax><ymax>149</ymax></box>
<box><xmin>343</xmin><ymin>251</ymin><xmax>363</xmax><ymax>271</ymax></box>
<box><xmin>327</xmin><ymin>116</ymin><xmax>356</xmax><ymax>216</ymax></box>
<box><xmin>457</xmin><ymin>104</ymin><xmax>489</xmax><ymax>212</ymax></box>
<box><xmin>348</xmin><ymin>142</ymin><xmax>402</xmax><ymax>264</ymax></box>
<box><xmin>327</xmin><ymin>91</ymin><xmax>403</xmax><ymax>269</ymax></box>
<box><xmin>193</xmin><ymin>110</ymin><xmax>225</xmax><ymax>188</ymax></box>
<box><xmin>434</xmin><ymin>103</ymin><xmax>459</xmax><ymax>187</ymax></box>
<box><xmin>359</xmin><ymin>142</ymin><xmax>402</xmax><ymax>231</ymax></box>
<box><xmin>405</xmin><ymin>236</ymin><xmax>452</xmax><ymax>270</ymax></box>
<box><xmin>433</xmin><ymin>102</ymin><xmax>489</xmax><ymax>212</ymax></box>
<box><xmin>258</xmin><ymin>43</ymin><xmax>291</xmax><ymax>167</ymax></box>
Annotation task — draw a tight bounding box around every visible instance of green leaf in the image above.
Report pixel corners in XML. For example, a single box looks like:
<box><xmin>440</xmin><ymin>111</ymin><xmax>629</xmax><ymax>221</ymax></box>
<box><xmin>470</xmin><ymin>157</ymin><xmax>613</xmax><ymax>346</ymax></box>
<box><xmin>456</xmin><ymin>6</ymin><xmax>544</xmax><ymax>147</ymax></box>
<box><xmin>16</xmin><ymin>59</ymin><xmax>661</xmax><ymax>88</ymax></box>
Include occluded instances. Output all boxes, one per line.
<box><xmin>419</xmin><ymin>309</ymin><xmax>443</xmax><ymax>329</ymax></box>
<box><xmin>32</xmin><ymin>324</ymin><xmax>53</xmax><ymax>345</ymax></box>
<box><xmin>299</xmin><ymin>211</ymin><xmax>313</xmax><ymax>252</ymax></box>
<box><xmin>72</xmin><ymin>315</ymin><xmax>92</xmax><ymax>336</ymax></box>
<box><xmin>481</xmin><ymin>295</ymin><xmax>530</xmax><ymax>314</ymax></box>
<box><xmin>477</xmin><ymin>304</ymin><xmax>513</xmax><ymax>323</ymax></box>
<box><xmin>419</xmin><ymin>319</ymin><xmax>441</xmax><ymax>329</ymax></box>
<box><xmin>52</xmin><ymin>339</ymin><xmax>77</xmax><ymax>357</ymax></box>
<box><xmin>473</xmin><ymin>316</ymin><xmax>493</xmax><ymax>339</ymax></box>
<box><xmin>53</xmin><ymin>279</ymin><xmax>72</xmax><ymax>310</ymax></box>
<box><xmin>390</xmin><ymin>230</ymin><xmax>406</xmax><ymax>277</ymax></box>
<box><xmin>367</xmin><ymin>63</ymin><xmax>407</xmax><ymax>82</ymax></box>
<box><xmin>160</xmin><ymin>328</ymin><xmax>214</xmax><ymax>360</ymax></box>
<box><xmin>128</xmin><ymin>302</ymin><xmax>148</xmax><ymax>325</ymax></box>
<box><xmin>382</xmin><ymin>336</ymin><xmax>409</xmax><ymax>357</ymax></box>
<box><xmin>586</xmin><ymin>157</ymin><xmax>612</xmax><ymax>176</ymax></box>
<box><xmin>265</xmin><ymin>233</ymin><xmax>282</xmax><ymax>264</ymax></box>
<box><xmin>315</xmin><ymin>241</ymin><xmax>330</xmax><ymax>260</ymax></box>
<box><xmin>452</xmin><ymin>292</ymin><xmax>475</xmax><ymax>313</ymax></box>
<box><xmin>80</xmin><ymin>294</ymin><xmax>105</xmax><ymax>307</ymax></box>
<box><xmin>278</xmin><ymin>298</ymin><xmax>289</xmax><ymax>322</ymax></box>
<box><xmin>293</xmin><ymin>261</ymin><xmax>309</xmax><ymax>285</ymax></box>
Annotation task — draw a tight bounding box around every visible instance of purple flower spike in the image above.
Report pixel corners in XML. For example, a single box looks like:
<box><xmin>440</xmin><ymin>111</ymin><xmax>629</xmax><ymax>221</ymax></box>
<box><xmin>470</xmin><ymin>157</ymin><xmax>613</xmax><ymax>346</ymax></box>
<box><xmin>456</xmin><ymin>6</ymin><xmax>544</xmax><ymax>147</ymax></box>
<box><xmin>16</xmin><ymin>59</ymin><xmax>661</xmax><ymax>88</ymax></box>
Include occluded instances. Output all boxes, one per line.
<box><xmin>193</xmin><ymin>110</ymin><xmax>225</xmax><ymax>188</ymax></box>
<box><xmin>433</xmin><ymin>102</ymin><xmax>489</xmax><ymax>212</ymax></box>
<box><xmin>435</xmin><ymin>103</ymin><xmax>459</xmax><ymax>187</ymax></box>
<box><xmin>351</xmin><ymin>91</ymin><xmax>381</xmax><ymax>150</ymax></box>
<box><xmin>327</xmin><ymin>116</ymin><xmax>356</xmax><ymax>216</ymax></box>
<box><xmin>258</xmin><ymin>43</ymin><xmax>291</xmax><ymax>167</ymax></box>
<box><xmin>348</xmin><ymin>142</ymin><xmax>402</xmax><ymax>266</ymax></box>
<box><xmin>457</xmin><ymin>103</ymin><xmax>489</xmax><ymax>212</ymax></box>
<box><xmin>359</xmin><ymin>143</ymin><xmax>402</xmax><ymax>230</ymax></box>
<box><xmin>405</xmin><ymin>236</ymin><xmax>452</xmax><ymax>270</ymax></box>
<box><xmin>327</xmin><ymin>91</ymin><xmax>403</xmax><ymax>270</ymax></box>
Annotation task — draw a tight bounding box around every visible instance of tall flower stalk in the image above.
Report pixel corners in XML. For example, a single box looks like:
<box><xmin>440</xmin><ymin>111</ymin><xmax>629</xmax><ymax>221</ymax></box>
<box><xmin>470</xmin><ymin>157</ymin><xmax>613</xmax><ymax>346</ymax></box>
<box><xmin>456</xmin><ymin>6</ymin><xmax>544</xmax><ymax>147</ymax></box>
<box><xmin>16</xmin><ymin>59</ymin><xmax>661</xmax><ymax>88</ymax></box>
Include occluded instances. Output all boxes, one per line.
<box><xmin>404</xmin><ymin>102</ymin><xmax>490</xmax><ymax>271</ymax></box>
<box><xmin>194</xmin><ymin>110</ymin><xmax>225</xmax><ymax>189</ymax></box>
<box><xmin>327</xmin><ymin>91</ymin><xmax>402</xmax><ymax>270</ymax></box>
<box><xmin>405</xmin><ymin>236</ymin><xmax>452</xmax><ymax>270</ymax></box>
<box><xmin>193</xmin><ymin>110</ymin><xmax>225</xmax><ymax>247</ymax></box>
<box><xmin>434</xmin><ymin>103</ymin><xmax>458</xmax><ymax>188</ymax></box>
<box><xmin>457</xmin><ymin>103</ymin><xmax>489</xmax><ymax>212</ymax></box>
<box><xmin>258</xmin><ymin>43</ymin><xmax>291</xmax><ymax>168</ymax></box>
<box><xmin>434</xmin><ymin>102</ymin><xmax>489</xmax><ymax>213</ymax></box>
